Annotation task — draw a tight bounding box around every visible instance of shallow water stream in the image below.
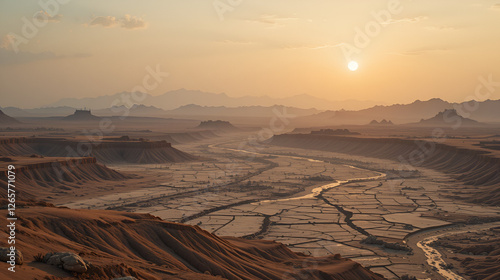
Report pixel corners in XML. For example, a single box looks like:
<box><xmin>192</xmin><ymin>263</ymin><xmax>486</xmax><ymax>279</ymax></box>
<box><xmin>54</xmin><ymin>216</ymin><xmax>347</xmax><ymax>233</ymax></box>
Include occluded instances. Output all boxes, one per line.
<box><xmin>211</xmin><ymin>144</ymin><xmax>385</xmax><ymax>203</ymax></box>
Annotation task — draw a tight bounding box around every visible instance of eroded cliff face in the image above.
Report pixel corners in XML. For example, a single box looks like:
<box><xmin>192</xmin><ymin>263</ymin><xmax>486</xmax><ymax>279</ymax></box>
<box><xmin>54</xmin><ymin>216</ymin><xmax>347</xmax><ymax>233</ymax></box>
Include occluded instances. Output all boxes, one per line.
<box><xmin>0</xmin><ymin>156</ymin><xmax>130</xmax><ymax>201</ymax></box>
<box><xmin>0</xmin><ymin>137</ymin><xmax>196</xmax><ymax>163</ymax></box>
<box><xmin>270</xmin><ymin>134</ymin><xmax>500</xmax><ymax>206</ymax></box>
<box><xmin>0</xmin><ymin>138</ymin><xmax>38</xmax><ymax>155</ymax></box>
<box><xmin>0</xmin><ymin>157</ymin><xmax>97</xmax><ymax>177</ymax></box>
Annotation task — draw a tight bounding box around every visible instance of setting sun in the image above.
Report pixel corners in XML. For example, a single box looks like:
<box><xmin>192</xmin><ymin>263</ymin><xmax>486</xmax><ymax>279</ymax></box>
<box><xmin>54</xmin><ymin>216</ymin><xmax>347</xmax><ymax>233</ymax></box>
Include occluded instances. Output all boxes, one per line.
<box><xmin>1</xmin><ymin>2</ymin><xmax>500</xmax><ymax>280</ymax></box>
<box><xmin>348</xmin><ymin>61</ymin><xmax>359</xmax><ymax>71</ymax></box>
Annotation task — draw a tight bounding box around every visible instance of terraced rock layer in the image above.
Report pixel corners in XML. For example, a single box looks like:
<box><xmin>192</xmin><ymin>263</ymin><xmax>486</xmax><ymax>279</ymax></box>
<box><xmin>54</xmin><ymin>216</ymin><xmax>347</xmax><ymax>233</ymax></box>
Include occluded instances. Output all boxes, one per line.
<box><xmin>0</xmin><ymin>157</ymin><xmax>129</xmax><ymax>200</ymax></box>
<box><xmin>0</xmin><ymin>137</ymin><xmax>196</xmax><ymax>163</ymax></box>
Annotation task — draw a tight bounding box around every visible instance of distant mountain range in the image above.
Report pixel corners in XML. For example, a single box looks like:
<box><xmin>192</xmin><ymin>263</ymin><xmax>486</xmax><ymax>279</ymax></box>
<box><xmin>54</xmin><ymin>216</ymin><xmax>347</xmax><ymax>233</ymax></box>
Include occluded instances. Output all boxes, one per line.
<box><xmin>295</xmin><ymin>98</ymin><xmax>500</xmax><ymax>125</ymax></box>
<box><xmin>94</xmin><ymin>104</ymin><xmax>166</xmax><ymax>117</ymax></box>
<box><xmin>44</xmin><ymin>89</ymin><xmax>383</xmax><ymax>111</ymax></box>
<box><xmin>2</xmin><ymin>98</ymin><xmax>499</xmax><ymax>125</ymax></box>
<box><xmin>0</xmin><ymin>106</ymin><xmax>76</xmax><ymax>117</ymax></box>
<box><xmin>163</xmin><ymin>104</ymin><xmax>320</xmax><ymax>118</ymax></box>
<box><xmin>1</xmin><ymin>104</ymin><xmax>320</xmax><ymax>119</ymax></box>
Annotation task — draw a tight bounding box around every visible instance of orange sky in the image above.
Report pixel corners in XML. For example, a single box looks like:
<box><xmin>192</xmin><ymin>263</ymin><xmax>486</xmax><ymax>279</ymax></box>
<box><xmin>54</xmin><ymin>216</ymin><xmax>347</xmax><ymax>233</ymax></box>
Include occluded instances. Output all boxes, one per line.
<box><xmin>1</xmin><ymin>0</ymin><xmax>500</xmax><ymax>108</ymax></box>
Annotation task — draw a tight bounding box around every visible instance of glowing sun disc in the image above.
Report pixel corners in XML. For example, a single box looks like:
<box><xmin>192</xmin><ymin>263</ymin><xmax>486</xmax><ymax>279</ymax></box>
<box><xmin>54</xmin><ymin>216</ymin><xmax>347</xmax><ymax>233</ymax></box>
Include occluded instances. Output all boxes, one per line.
<box><xmin>348</xmin><ymin>61</ymin><xmax>359</xmax><ymax>71</ymax></box>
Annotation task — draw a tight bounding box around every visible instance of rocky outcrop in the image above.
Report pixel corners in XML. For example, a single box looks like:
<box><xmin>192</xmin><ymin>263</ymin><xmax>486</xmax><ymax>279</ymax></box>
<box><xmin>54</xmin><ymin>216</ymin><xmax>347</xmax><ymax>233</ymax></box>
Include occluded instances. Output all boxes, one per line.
<box><xmin>43</xmin><ymin>252</ymin><xmax>88</xmax><ymax>273</ymax></box>
<box><xmin>368</xmin><ymin>119</ymin><xmax>394</xmax><ymax>125</ymax></box>
<box><xmin>197</xmin><ymin>120</ymin><xmax>237</xmax><ymax>131</ymax></box>
<box><xmin>417</xmin><ymin>109</ymin><xmax>478</xmax><ymax>126</ymax></box>
<box><xmin>63</xmin><ymin>109</ymin><xmax>100</xmax><ymax>121</ymax></box>
<box><xmin>0</xmin><ymin>247</ymin><xmax>23</xmax><ymax>265</ymax></box>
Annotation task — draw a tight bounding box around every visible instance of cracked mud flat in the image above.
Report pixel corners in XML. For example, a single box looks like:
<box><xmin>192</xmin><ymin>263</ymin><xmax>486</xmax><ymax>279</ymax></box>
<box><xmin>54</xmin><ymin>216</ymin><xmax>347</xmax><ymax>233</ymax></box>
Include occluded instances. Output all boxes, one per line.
<box><xmin>62</xmin><ymin>137</ymin><xmax>500</xmax><ymax>280</ymax></box>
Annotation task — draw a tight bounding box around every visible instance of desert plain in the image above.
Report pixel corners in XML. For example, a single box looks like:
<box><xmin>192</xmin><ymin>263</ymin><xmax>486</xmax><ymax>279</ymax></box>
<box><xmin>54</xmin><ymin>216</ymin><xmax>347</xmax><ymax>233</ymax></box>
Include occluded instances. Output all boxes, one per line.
<box><xmin>1</xmin><ymin>108</ymin><xmax>499</xmax><ymax>280</ymax></box>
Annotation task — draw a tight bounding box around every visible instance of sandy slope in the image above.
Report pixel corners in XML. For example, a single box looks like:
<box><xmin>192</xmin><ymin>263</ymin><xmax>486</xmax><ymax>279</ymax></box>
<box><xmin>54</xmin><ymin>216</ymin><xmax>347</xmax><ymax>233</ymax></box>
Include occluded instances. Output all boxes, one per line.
<box><xmin>0</xmin><ymin>206</ymin><xmax>385</xmax><ymax>280</ymax></box>
<box><xmin>0</xmin><ymin>156</ymin><xmax>131</xmax><ymax>201</ymax></box>
<box><xmin>0</xmin><ymin>110</ymin><xmax>21</xmax><ymax>125</ymax></box>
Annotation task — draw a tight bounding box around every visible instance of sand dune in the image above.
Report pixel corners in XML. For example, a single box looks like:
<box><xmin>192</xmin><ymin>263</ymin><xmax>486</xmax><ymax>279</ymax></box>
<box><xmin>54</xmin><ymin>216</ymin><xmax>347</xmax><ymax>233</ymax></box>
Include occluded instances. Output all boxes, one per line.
<box><xmin>0</xmin><ymin>206</ymin><xmax>385</xmax><ymax>280</ymax></box>
<box><xmin>270</xmin><ymin>134</ymin><xmax>500</xmax><ymax>205</ymax></box>
<box><xmin>0</xmin><ymin>137</ymin><xmax>196</xmax><ymax>164</ymax></box>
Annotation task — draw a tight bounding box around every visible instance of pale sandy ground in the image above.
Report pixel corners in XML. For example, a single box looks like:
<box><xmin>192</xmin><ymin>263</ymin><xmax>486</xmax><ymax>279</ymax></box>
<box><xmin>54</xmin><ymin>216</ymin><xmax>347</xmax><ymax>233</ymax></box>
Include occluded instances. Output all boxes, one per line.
<box><xmin>60</xmin><ymin>135</ymin><xmax>500</xmax><ymax>280</ymax></box>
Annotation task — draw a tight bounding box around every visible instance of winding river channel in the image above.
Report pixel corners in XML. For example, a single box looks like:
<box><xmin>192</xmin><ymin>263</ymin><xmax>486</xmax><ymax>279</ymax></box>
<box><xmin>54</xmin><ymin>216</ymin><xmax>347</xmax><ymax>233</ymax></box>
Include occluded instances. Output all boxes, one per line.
<box><xmin>211</xmin><ymin>142</ymin><xmax>498</xmax><ymax>280</ymax></box>
<box><xmin>408</xmin><ymin>221</ymin><xmax>500</xmax><ymax>280</ymax></box>
<box><xmin>211</xmin><ymin>144</ymin><xmax>385</xmax><ymax>202</ymax></box>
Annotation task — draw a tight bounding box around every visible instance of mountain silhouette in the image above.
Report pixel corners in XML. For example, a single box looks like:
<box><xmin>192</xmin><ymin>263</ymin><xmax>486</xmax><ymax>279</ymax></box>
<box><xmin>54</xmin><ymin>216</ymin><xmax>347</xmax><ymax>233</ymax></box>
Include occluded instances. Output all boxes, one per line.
<box><xmin>63</xmin><ymin>109</ymin><xmax>101</xmax><ymax>121</ymax></box>
<box><xmin>417</xmin><ymin>109</ymin><xmax>479</xmax><ymax>126</ymax></box>
<box><xmin>45</xmin><ymin>89</ymin><xmax>382</xmax><ymax>111</ymax></box>
<box><xmin>0</xmin><ymin>110</ymin><xmax>21</xmax><ymax>125</ymax></box>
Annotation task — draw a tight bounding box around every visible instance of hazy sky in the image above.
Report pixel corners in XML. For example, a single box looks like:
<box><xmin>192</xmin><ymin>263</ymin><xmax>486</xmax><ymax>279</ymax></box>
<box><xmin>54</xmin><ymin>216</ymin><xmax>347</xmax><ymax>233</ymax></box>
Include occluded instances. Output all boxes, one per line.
<box><xmin>1</xmin><ymin>0</ymin><xmax>500</xmax><ymax>108</ymax></box>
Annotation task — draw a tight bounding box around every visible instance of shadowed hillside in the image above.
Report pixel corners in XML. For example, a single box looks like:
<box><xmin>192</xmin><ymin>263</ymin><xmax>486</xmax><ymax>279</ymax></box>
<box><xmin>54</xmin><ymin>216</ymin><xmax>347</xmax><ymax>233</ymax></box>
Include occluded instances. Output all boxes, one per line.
<box><xmin>0</xmin><ymin>110</ymin><xmax>21</xmax><ymax>125</ymax></box>
<box><xmin>0</xmin><ymin>156</ymin><xmax>130</xmax><ymax>201</ymax></box>
<box><xmin>0</xmin><ymin>137</ymin><xmax>197</xmax><ymax>164</ymax></box>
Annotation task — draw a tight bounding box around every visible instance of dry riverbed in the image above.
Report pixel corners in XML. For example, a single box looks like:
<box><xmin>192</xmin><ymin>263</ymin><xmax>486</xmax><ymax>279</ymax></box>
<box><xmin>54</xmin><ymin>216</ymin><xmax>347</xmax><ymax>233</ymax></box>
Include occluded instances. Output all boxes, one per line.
<box><xmin>62</xmin><ymin>139</ymin><xmax>500</xmax><ymax>280</ymax></box>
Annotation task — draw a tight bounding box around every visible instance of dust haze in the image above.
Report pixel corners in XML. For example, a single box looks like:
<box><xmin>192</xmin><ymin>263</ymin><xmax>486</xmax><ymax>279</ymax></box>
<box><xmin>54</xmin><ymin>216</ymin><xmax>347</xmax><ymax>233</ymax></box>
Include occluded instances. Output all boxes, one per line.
<box><xmin>1</xmin><ymin>1</ymin><xmax>500</xmax><ymax>280</ymax></box>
